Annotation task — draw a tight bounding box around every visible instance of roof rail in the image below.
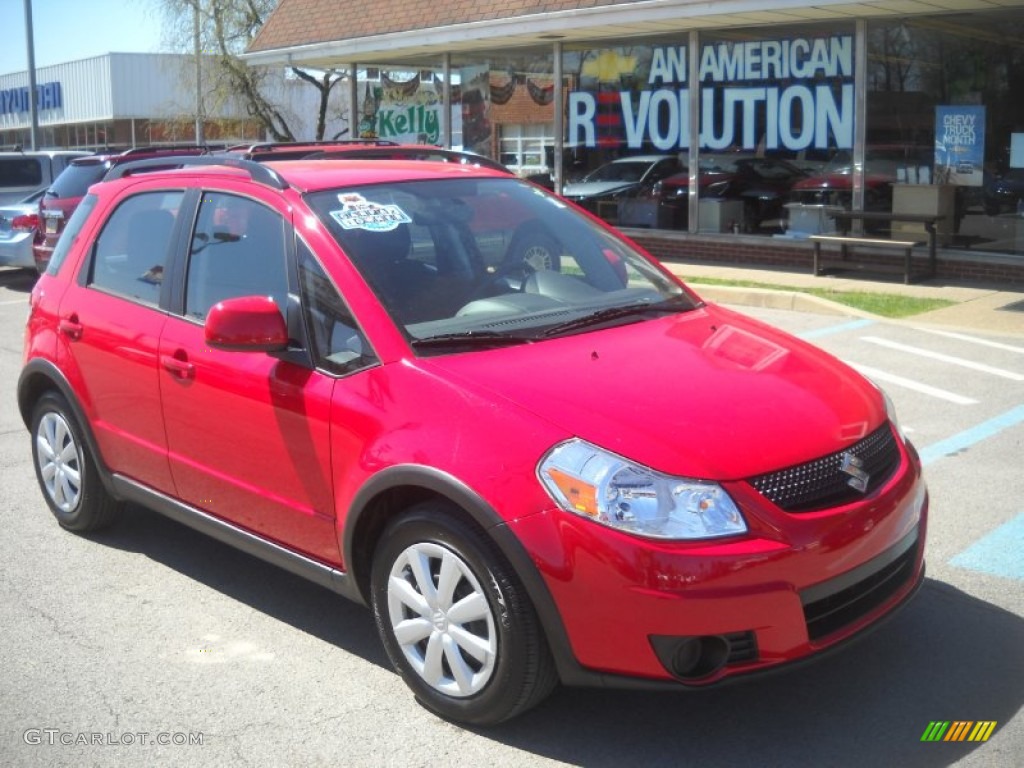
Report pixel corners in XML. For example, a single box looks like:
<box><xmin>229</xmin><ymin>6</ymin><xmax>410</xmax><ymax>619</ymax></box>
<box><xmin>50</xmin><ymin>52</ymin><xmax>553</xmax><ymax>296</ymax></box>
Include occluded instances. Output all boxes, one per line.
<box><xmin>225</xmin><ymin>139</ymin><xmax>400</xmax><ymax>154</ymax></box>
<box><xmin>118</xmin><ymin>144</ymin><xmax>213</xmax><ymax>156</ymax></box>
<box><xmin>102</xmin><ymin>155</ymin><xmax>289</xmax><ymax>190</ymax></box>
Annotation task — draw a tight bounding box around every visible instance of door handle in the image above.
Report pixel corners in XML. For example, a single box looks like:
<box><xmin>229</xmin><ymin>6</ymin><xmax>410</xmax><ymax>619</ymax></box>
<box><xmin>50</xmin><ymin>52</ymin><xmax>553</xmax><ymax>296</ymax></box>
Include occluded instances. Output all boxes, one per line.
<box><xmin>58</xmin><ymin>315</ymin><xmax>83</xmax><ymax>340</ymax></box>
<box><xmin>160</xmin><ymin>353</ymin><xmax>195</xmax><ymax>379</ymax></box>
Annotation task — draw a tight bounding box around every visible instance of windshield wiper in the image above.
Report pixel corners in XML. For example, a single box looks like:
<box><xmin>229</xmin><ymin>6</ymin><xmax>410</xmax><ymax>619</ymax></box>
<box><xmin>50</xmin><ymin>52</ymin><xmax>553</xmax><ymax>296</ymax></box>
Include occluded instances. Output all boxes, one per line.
<box><xmin>410</xmin><ymin>330</ymin><xmax>536</xmax><ymax>350</ymax></box>
<box><xmin>541</xmin><ymin>295</ymin><xmax>694</xmax><ymax>338</ymax></box>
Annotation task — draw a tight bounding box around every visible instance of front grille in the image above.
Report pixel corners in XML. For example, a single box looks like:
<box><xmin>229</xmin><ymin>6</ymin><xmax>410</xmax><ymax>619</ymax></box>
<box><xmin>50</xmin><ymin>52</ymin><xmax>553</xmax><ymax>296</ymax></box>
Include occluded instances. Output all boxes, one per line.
<box><xmin>747</xmin><ymin>423</ymin><xmax>901</xmax><ymax>512</ymax></box>
<box><xmin>801</xmin><ymin>527</ymin><xmax>919</xmax><ymax>641</ymax></box>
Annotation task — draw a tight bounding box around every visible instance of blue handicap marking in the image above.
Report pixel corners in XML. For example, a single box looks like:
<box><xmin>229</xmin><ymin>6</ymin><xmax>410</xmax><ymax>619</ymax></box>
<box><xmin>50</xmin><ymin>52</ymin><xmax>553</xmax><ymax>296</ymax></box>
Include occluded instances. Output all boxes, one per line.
<box><xmin>797</xmin><ymin>318</ymin><xmax>875</xmax><ymax>341</ymax></box>
<box><xmin>950</xmin><ymin>512</ymin><xmax>1024</xmax><ymax>581</ymax></box>
<box><xmin>918</xmin><ymin>404</ymin><xmax>1024</xmax><ymax>466</ymax></box>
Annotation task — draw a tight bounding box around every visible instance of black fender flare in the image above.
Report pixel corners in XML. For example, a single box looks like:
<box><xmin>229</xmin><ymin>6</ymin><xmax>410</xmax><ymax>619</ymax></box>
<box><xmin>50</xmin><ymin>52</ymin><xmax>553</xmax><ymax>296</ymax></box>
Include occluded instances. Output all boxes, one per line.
<box><xmin>344</xmin><ymin>464</ymin><xmax>594</xmax><ymax>686</ymax></box>
<box><xmin>17</xmin><ymin>358</ymin><xmax>122</xmax><ymax>500</ymax></box>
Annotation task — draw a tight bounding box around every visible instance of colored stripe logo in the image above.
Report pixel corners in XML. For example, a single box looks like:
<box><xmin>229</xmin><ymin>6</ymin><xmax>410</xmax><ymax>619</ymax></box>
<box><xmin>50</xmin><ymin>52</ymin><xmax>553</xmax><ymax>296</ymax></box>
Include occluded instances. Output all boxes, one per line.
<box><xmin>921</xmin><ymin>721</ymin><xmax>997</xmax><ymax>742</ymax></box>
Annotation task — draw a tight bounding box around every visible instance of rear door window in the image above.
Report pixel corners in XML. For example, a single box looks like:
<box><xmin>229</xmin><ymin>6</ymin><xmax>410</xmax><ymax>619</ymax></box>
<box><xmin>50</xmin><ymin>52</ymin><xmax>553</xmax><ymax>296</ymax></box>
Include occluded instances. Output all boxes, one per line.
<box><xmin>88</xmin><ymin>191</ymin><xmax>184</xmax><ymax>305</ymax></box>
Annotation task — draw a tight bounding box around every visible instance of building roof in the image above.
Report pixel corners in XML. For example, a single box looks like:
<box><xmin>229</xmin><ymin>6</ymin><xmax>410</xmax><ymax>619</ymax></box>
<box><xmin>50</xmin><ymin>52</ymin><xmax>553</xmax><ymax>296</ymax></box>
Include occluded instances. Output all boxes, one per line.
<box><xmin>250</xmin><ymin>0</ymin><xmax>631</xmax><ymax>55</ymax></box>
<box><xmin>246</xmin><ymin>0</ymin><xmax>1024</xmax><ymax>69</ymax></box>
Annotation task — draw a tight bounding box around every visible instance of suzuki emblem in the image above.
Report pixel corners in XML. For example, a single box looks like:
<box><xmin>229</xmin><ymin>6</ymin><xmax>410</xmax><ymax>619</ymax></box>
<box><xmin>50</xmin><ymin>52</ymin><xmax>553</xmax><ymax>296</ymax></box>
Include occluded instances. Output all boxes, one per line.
<box><xmin>840</xmin><ymin>452</ymin><xmax>870</xmax><ymax>493</ymax></box>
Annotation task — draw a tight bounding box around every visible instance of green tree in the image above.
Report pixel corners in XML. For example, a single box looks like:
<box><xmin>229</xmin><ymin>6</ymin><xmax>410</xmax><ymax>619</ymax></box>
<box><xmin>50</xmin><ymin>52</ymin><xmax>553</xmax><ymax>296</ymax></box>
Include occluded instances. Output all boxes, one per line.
<box><xmin>160</xmin><ymin>0</ymin><xmax>348</xmax><ymax>141</ymax></box>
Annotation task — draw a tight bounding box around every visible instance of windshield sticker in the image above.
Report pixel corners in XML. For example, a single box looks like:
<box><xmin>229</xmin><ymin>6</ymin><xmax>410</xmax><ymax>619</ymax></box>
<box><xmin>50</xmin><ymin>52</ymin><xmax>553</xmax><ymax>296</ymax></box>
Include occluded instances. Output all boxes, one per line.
<box><xmin>329</xmin><ymin>193</ymin><xmax>412</xmax><ymax>232</ymax></box>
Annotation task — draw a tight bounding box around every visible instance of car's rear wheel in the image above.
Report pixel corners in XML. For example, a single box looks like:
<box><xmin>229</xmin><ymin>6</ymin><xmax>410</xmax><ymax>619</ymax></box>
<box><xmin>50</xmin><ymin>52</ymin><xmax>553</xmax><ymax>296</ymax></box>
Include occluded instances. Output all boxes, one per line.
<box><xmin>30</xmin><ymin>391</ymin><xmax>121</xmax><ymax>532</ymax></box>
<box><xmin>370</xmin><ymin>503</ymin><xmax>556</xmax><ymax>725</ymax></box>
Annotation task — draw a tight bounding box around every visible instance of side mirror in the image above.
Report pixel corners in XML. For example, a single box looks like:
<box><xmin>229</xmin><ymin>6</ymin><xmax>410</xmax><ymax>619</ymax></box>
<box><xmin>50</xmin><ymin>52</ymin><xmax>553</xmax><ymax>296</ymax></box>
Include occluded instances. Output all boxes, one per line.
<box><xmin>205</xmin><ymin>295</ymin><xmax>288</xmax><ymax>352</ymax></box>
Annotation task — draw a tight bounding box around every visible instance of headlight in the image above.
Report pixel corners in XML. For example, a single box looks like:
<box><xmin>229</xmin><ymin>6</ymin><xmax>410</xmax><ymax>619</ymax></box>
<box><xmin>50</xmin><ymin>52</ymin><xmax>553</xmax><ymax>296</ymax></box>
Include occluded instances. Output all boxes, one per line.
<box><xmin>538</xmin><ymin>439</ymin><xmax>747</xmax><ymax>540</ymax></box>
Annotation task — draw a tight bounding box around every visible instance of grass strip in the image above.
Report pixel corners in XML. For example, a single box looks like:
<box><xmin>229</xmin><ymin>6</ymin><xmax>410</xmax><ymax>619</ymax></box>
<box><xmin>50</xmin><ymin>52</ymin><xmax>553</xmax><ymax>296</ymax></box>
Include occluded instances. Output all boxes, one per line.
<box><xmin>684</xmin><ymin>276</ymin><xmax>956</xmax><ymax>318</ymax></box>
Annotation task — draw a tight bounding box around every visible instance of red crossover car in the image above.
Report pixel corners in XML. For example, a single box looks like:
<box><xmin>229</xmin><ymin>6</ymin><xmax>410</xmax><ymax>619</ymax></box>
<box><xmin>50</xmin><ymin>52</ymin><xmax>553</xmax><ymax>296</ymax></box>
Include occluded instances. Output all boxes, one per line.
<box><xmin>19</xmin><ymin>156</ymin><xmax>927</xmax><ymax>725</ymax></box>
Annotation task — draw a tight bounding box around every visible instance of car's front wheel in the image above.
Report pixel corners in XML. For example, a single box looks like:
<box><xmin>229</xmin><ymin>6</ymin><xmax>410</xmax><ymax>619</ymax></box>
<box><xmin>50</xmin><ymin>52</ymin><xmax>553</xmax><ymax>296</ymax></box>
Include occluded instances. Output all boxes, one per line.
<box><xmin>30</xmin><ymin>391</ymin><xmax>121</xmax><ymax>532</ymax></box>
<box><xmin>370</xmin><ymin>503</ymin><xmax>557</xmax><ymax>725</ymax></box>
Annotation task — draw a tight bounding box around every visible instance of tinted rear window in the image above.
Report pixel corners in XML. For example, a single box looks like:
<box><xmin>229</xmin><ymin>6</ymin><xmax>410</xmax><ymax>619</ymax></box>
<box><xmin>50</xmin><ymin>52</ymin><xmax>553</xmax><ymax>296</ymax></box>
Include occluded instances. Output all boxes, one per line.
<box><xmin>0</xmin><ymin>158</ymin><xmax>44</xmax><ymax>189</ymax></box>
<box><xmin>47</xmin><ymin>162</ymin><xmax>108</xmax><ymax>199</ymax></box>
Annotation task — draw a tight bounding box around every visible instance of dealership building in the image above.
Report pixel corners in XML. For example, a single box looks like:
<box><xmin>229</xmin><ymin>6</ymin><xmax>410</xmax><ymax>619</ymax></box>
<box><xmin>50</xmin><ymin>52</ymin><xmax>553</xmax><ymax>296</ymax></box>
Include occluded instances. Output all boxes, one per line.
<box><xmin>0</xmin><ymin>52</ymin><xmax>348</xmax><ymax>151</ymax></box>
<box><xmin>246</xmin><ymin>0</ymin><xmax>1024</xmax><ymax>282</ymax></box>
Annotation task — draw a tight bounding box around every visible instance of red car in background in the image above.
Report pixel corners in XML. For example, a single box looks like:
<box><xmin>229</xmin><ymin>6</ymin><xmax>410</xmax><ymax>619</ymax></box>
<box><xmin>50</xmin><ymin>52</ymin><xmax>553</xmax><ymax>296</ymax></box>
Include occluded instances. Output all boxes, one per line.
<box><xmin>33</xmin><ymin>145</ymin><xmax>208</xmax><ymax>272</ymax></box>
<box><xmin>20</xmin><ymin>155</ymin><xmax>927</xmax><ymax>726</ymax></box>
<box><xmin>789</xmin><ymin>145</ymin><xmax>933</xmax><ymax>211</ymax></box>
<box><xmin>653</xmin><ymin>155</ymin><xmax>809</xmax><ymax>231</ymax></box>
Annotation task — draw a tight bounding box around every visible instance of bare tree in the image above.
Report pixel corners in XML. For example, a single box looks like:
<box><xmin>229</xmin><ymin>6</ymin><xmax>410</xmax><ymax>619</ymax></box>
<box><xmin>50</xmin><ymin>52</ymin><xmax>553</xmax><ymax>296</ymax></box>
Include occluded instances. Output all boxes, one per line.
<box><xmin>160</xmin><ymin>0</ymin><xmax>347</xmax><ymax>141</ymax></box>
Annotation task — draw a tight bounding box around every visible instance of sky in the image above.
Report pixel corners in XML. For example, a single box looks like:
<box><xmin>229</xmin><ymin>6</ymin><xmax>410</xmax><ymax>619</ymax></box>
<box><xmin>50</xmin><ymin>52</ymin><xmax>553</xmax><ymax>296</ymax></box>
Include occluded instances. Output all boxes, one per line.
<box><xmin>1</xmin><ymin>0</ymin><xmax>169</xmax><ymax>75</ymax></box>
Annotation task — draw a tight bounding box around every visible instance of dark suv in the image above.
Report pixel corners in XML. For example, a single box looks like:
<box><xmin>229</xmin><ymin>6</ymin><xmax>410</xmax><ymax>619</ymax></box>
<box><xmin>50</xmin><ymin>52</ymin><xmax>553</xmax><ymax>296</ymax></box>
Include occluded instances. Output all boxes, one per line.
<box><xmin>33</xmin><ymin>146</ymin><xmax>208</xmax><ymax>272</ymax></box>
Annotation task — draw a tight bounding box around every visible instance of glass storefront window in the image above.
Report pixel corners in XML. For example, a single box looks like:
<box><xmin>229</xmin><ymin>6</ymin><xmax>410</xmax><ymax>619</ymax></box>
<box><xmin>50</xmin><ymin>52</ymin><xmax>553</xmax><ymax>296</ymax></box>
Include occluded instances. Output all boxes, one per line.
<box><xmin>356</xmin><ymin>69</ymin><xmax>446</xmax><ymax>146</ymax></box>
<box><xmin>562</xmin><ymin>23</ymin><xmax>855</xmax><ymax>235</ymax></box>
<box><xmin>450</xmin><ymin>49</ymin><xmax>556</xmax><ymax>169</ymax></box>
<box><xmin>868</xmin><ymin>13</ymin><xmax>1024</xmax><ymax>256</ymax></box>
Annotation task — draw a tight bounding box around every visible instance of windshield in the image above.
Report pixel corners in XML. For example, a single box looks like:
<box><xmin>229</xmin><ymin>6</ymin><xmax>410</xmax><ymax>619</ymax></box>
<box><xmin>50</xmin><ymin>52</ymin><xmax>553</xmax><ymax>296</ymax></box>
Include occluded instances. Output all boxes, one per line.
<box><xmin>305</xmin><ymin>177</ymin><xmax>696</xmax><ymax>353</ymax></box>
<box><xmin>583</xmin><ymin>160</ymin><xmax>656</xmax><ymax>183</ymax></box>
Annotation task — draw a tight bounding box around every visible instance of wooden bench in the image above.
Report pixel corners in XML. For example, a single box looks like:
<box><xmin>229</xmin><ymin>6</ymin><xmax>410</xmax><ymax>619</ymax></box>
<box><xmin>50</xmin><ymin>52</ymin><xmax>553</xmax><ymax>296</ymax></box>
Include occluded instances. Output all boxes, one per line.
<box><xmin>810</xmin><ymin>233</ymin><xmax>929</xmax><ymax>285</ymax></box>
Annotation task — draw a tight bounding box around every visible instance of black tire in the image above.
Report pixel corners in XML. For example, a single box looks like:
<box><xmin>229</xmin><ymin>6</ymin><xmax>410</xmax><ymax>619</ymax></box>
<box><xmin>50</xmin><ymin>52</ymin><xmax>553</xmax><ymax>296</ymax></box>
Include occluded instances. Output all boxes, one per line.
<box><xmin>507</xmin><ymin>226</ymin><xmax>562</xmax><ymax>274</ymax></box>
<box><xmin>371</xmin><ymin>502</ymin><xmax>557</xmax><ymax>725</ymax></box>
<box><xmin>30</xmin><ymin>391</ymin><xmax>121</xmax><ymax>533</ymax></box>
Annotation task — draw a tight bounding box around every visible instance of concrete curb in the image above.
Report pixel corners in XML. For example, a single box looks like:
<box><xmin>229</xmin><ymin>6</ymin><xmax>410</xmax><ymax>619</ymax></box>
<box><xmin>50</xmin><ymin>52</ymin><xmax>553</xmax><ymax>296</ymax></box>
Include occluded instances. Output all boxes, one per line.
<box><xmin>686</xmin><ymin>284</ymin><xmax>879</xmax><ymax>319</ymax></box>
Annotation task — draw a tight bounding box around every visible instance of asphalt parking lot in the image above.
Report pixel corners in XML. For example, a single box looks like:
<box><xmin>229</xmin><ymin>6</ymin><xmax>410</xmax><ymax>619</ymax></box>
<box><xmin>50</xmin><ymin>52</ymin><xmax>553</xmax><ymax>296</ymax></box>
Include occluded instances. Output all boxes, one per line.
<box><xmin>1</xmin><ymin>266</ymin><xmax>1021</xmax><ymax>767</ymax></box>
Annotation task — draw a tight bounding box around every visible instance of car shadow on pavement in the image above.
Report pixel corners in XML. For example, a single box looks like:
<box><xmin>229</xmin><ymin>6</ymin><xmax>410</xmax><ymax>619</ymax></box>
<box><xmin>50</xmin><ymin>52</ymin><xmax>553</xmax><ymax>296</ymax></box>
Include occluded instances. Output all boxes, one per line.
<box><xmin>88</xmin><ymin>508</ymin><xmax>1021</xmax><ymax>764</ymax></box>
<box><xmin>0</xmin><ymin>267</ymin><xmax>37</xmax><ymax>292</ymax></box>
<box><xmin>483</xmin><ymin>578</ymin><xmax>1022</xmax><ymax>767</ymax></box>
<box><xmin>91</xmin><ymin>503</ymin><xmax>391</xmax><ymax>672</ymax></box>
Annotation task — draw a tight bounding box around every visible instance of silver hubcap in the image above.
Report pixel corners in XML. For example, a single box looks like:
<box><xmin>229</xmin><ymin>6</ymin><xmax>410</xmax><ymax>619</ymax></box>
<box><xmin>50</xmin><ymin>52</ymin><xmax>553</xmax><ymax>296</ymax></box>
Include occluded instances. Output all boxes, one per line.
<box><xmin>36</xmin><ymin>412</ymin><xmax>82</xmax><ymax>513</ymax></box>
<box><xmin>387</xmin><ymin>542</ymin><xmax>497</xmax><ymax>697</ymax></box>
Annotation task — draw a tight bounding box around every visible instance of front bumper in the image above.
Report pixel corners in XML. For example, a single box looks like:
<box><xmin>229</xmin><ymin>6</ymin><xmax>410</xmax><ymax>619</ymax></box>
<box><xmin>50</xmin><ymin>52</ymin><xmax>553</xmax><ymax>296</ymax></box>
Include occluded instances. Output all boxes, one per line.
<box><xmin>508</xmin><ymin>453</ymin><xmax>927</xmax><ymax>685</ymax></box>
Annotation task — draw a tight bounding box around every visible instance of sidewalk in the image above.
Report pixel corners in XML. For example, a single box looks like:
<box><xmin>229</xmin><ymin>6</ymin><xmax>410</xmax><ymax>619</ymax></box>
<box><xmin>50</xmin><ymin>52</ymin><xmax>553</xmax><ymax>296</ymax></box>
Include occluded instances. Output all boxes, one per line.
<box><xmin>661</xmin><ymin>261</ymin><xmax>1024</xmax><ymax>337</ymax></box>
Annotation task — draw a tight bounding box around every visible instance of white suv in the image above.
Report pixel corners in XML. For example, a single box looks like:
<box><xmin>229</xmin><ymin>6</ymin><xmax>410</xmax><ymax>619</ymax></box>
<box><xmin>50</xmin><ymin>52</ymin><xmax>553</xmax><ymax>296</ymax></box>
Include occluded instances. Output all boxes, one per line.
<box><xmin>0</xmin><ymin>150</ymin><xmax>89</xmax><ymax>205</ymax></box>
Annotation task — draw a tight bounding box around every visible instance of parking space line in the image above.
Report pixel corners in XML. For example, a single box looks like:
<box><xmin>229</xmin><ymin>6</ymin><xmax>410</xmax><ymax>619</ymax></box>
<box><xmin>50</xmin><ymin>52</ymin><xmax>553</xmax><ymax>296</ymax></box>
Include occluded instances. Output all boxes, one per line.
<box><xmin>950</xmin><ymin>512</ymin><xmax>1024</xmax><ymax>581</ymax></box>
<box><xmin>860</xmin><ymin>336</ymin><xmax>1024</xmax><ymax>381</ymax></box>
<box><xmin>915</xmin><ymin>328</ymin><xmax>1024</xmax><ymax>355</ymax></box>
<box><xmin>797</xmin><ymin>318</ymin><xmax>875</xmax><ymax>341</ymax></box>
<box><xmin>918</xmin><ymin>404</ymin><xmax>1024</xmax><ymax>465</ymax></box>
<box><xmin>845</xmin><ymin>362</ymin><xmax>978</xmax><ymax>405</ymax></box>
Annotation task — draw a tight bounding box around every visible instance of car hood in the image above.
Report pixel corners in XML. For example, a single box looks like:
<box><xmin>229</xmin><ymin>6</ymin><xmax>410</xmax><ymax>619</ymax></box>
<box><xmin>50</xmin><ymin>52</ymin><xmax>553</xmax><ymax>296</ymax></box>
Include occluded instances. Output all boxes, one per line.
<box><xmin>561</xmin><ymin>180</ymin><xmax>636</xmax><ymax>199</ymax></box>
<box><xmin>423</xmin><ymin>303</ymin><xmax>884</xmax><ymax>480</ymax></box>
